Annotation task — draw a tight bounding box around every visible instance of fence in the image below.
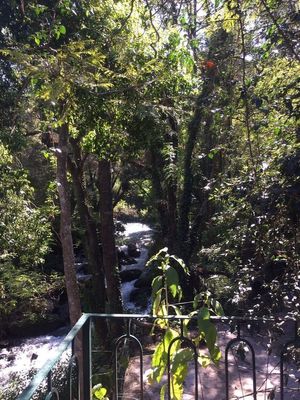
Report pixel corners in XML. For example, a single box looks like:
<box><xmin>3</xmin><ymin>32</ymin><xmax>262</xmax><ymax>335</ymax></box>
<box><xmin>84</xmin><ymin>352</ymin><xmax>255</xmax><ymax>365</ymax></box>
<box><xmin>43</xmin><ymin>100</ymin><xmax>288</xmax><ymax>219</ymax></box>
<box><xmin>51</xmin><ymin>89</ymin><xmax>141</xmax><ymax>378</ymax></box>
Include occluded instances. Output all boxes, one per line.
<box><xmin>16</xmin><ymin>313</ymin><xmax>300</xmax><ymax>400</ymax></box>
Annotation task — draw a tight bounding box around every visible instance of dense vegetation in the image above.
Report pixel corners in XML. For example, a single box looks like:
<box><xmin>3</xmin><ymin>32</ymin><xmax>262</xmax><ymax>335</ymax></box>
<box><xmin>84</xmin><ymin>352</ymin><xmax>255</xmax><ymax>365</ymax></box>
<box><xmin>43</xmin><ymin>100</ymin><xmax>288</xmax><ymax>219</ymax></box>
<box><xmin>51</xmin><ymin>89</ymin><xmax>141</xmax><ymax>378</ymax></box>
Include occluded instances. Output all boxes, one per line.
<box><xmin>0</xmin><ymin>0</ymin><xmax>299</xmax><ymax>344</ymax></box>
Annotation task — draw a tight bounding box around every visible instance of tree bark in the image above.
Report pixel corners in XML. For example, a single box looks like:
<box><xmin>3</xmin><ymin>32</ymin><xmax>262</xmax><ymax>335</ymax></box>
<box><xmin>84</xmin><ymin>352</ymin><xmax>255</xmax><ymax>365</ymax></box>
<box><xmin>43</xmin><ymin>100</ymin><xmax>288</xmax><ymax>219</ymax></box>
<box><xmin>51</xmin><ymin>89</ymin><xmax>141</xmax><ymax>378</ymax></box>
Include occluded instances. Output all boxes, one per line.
<box><xmin>98</xmin><ymin>159</ymin><xmax>123</xmax><ymax>318</ymax></box>
<box><xmin>56</xmin><ymin>124</ymin><xmax>82</xmax><ymax>326</ymax></box>
<box><xmin>68</xmin><ymin>139</ymin><xmax>108</xmax><ymax>342</ymax></box>
<box><xmin>56</xmin><ymin>123</ymin><xmax>83</xmax><ymax>396</ymax></box>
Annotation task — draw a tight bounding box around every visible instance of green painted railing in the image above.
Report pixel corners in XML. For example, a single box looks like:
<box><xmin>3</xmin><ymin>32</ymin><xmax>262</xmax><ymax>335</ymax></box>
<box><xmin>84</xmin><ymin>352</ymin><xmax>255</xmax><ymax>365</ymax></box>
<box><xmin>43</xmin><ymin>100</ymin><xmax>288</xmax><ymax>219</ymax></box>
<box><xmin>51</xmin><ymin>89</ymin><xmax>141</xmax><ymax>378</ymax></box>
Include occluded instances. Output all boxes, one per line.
<box><xmin>16</xmin><ymin>313</ymin><xmax>89</xmax><ymax>400</ymax></box>
<box><xmin>15</xmin><ymin>313</ymin><xmax>299</xmax><ymax>400</ymax></box>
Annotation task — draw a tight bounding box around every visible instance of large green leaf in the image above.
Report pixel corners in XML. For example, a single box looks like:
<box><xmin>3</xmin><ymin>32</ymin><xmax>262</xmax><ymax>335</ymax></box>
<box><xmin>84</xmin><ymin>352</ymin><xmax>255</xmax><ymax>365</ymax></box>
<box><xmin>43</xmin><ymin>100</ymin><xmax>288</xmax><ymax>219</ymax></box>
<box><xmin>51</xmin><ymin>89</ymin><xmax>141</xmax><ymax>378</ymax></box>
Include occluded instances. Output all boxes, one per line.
<box><xmin>151</xmin><ymin>275</ymin><xmax>163</xmax><ymax>297</ymax></box>
<box><xmin>165</xmin><ymin>265</ymin><xmax>179</xmax><ymax>298</ymax></box>
<box><xmin>170</xmin><ymin>375</ymin><xmax>184</xmax><ymax>400</ymax></box>
<box><xmin>169</xmin><ymin>254</ymin><xmax>189</xmax><ymax>274</ymax></box>
<box><xmin>152</xmin><ymin>288</ymin><xmax>162</xmax><ymax>314</ymax></box>
<box><xmin>198</xmin><ymin>307</ymin><xmax>210</xmax><ymax>320</ymax></box>
<box><xmin>171</xmin><ymin>348</ymin><xmax>194</xmax><ymax>374</ymax></box>
<box><xmin>210</xmin><ymin>299</ymin><xmax>224</xmax><ymax>316</ymax></box>
<box><xmin>152</xmin><ymin>328</ymin><xmax>180</xmax><ymax>382</ymax></box>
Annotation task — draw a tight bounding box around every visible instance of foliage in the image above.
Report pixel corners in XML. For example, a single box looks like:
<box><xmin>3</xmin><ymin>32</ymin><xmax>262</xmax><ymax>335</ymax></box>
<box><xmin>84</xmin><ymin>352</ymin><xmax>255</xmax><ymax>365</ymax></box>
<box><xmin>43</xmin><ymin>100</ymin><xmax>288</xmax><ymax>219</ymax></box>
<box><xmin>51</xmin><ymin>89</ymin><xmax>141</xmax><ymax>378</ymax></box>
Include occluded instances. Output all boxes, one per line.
<box><xmin>92</xmin><ymin>383</ymin><xmax>109</xmax><ymax>400</ymax></box>
<box><xmin>0</xmin><ymin>261</ymin><xmax>64</xmax><ymax>334</ymax></box>
<box><xmin>0</xmin><ymin>144</ymin><xmax>53</xmax><ymax>266</ymax></box>
<box><xmin>147</xmin><ymin>248</ymin><xmax>223</xmax><ymax>399</ymax></box>
<box><xmin>0</xmin><ymin>1</ymin><xmax>300</xmax><ymax>396</ymax></box>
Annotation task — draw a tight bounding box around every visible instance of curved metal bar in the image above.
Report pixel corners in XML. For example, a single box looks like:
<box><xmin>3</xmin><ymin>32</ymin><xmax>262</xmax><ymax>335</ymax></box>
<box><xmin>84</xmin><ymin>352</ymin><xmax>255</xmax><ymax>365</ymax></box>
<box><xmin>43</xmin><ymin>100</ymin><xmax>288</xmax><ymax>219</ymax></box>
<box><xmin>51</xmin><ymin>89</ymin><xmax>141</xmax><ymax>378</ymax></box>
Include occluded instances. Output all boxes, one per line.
<box><xmin>167</xmin><ymin>335</ymin><xmax>198</xmax><ymax>400</ymax></box>
<box><xmin>44</xmin><ymin>388</ymin><xmax>60</xmax><ymax>400</ymax></box>
<box><xmin>67</xmin><ymin>354</ymin><xmax>79</xmax><ymax>400</ymax></box>
<box><xmin>114</xmin><ymin>331</ymin><xmax>144</xmax><ymax>400</ymax></box>
<box><xmin>225</xmin><ymin>337</ymin><xmax>257</xmax><ymax>400</ymax></box>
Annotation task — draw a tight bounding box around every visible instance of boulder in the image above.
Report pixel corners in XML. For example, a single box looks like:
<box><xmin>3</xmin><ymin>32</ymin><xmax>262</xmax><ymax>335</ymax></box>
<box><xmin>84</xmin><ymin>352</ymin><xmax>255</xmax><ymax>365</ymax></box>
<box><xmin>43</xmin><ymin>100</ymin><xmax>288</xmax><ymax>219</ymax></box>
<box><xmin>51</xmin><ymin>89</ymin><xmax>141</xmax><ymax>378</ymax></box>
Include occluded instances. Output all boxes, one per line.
<box><xmin>117</xmin><ymin>247</ymin><xmax>138</xmax><ymax>266</ymax></box>
<box><xmin>122</xmin><ymin>257</ymin><xmax>138</xmax><ymax>266</ymax></box>
<box><xmin>127</xmin><ymin>242</ymin><xmax>141</xmax><ymax>258</ymax></box>
<box><xmin>7</xmin><ymin>353</ymin><xmax>16</xmax><ymax>362</ymax></box>
<box><xmin>129</xmin><ymin>287</ymin><xmax>151</xmax><ymax>309</ymax></box>
<box><xmin>31</xmin><ymin>353</ymin><xmax>38</xmax><ymax>361</ymax></box>
<box><xmin>134</xmin><ymin>267</ymin><xmax>158</xmax><ymax>288</ymax></box>
<box><xmin>120</xmin><ymin>269</ymin><xmax>142</xmax><ymax>283</ymax></box>
<box><xmin>0</xmin><ymin>340</ymin><xmax>9</xmax><ymax>348</ymax></box>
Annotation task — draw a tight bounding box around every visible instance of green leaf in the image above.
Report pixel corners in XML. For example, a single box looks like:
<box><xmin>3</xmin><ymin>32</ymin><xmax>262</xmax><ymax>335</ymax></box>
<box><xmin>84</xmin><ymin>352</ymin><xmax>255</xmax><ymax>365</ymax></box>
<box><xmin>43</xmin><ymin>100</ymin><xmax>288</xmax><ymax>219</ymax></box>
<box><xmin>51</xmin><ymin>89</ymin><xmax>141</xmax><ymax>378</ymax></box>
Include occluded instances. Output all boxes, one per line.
<box><xmin>160</xmin><ymin>384</ymin><xmax>167</xmax><ymax>400</ymax></box>
<box><xmin>146</xmin><ymin>247</ymin><xmax>168</xmax><ymax>267</ymax></box>
<box><xmin>92</xmin><ymin>384</ymin><xmax>107</xmax><ymax>399</ymax></box>
<box><xmin>210</xmin><ymin>299</ymin><xmax>224</xmax><ymax>316</ymax></box>
<box><xmin>169</xmin><ymin>255</ymin><xmax>189</xmax><ymax>274</ymax></box>
<box><xmin>59</xmin><ymin>25</ymin><xmax>67</xmax><ymax>35</ymax></box>
<box><xmin>210</xmin><ymin>345</ymin><xmax>222</xmax><ymax>363</ymax></box>
<box><xmin>199</xmin><ymin>320</ymin><xmax>217</xmax><ymax>356</ymax></box>
<box><xmin>170</xmin><ymin>374</ymin><xmax>184</xmax><ymax>400</ymax></box>
<box><xmin>214</xmin><ymin>0</ymin><xmax>223</xmax><ymax>8</ymax></box>
<box><xmin>193</xmin><ymin>294</ymin><xmax>201</xmax><ymax>309</ymax></box>
<box><xmin>152</xmin><ymin>275</ymin><xmax>163</xmax><ymax>295</ymax></box>
<box><xmin>198</xmin><ymin>307</ymin><xmax>210</xmax><ymax>320</ymax></box>
<box><xmin>171</xmin><ymin>348</ymin><xmax>194</xmax><ymax>374</ymax></box>
<box><xmin>152</xmin><ymin>328</ymin><xmax>179</xmax><ymax>382</ymax></box>
<box><xmin>165</xmin><ymin>265</ymin><xmax>179</xmax><ymax>297</ymax></box>
<box><xmin>197</xmin><ymin>308</ymin><xmax>218</xmax><ymax>357</ymax></box>
<box><xmin>152</xmin><ymin>288</ymin><xmax>162</xmax><ymax>314</ymax></box>
<box><xmin>198</xmin><ymin>354</ymin><xmax>211</xmax><ymax>367</ymax></box>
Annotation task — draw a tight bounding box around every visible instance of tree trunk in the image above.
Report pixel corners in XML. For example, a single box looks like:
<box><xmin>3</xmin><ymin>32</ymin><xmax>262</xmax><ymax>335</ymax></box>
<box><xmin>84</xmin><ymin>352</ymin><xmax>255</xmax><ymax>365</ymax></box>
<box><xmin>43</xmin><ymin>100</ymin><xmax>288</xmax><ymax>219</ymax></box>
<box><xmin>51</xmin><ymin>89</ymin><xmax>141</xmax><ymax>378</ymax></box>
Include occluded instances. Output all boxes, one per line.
<box><xmin>56</xmin><ymin>123</ymin><xmax>83</xmax><ymax>396</ymax></box>
<box><xmin>56</xmin><ymin>124</ymin><xmax>82</xmax><ymax>326</ymax></box>
<box><xmin>68</xmin><ymin>139</ymin><xmax>108</xmax><ymax>342</ymax></box>
<box><xmin>98</xmin><ymin>159</ymin><xmax>123</xmax><ymax>320</ymax></box>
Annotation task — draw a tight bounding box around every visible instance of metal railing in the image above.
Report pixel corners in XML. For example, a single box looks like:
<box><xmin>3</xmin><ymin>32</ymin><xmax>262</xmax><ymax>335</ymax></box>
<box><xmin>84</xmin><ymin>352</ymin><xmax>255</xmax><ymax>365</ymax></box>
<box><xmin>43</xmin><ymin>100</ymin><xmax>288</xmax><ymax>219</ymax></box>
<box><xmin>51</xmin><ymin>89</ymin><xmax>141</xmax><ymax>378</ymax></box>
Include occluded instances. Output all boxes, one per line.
<box><xmin>15</xmin><ymin>313</ymin><xmax>300</xmax><ymax>400</ymax></box>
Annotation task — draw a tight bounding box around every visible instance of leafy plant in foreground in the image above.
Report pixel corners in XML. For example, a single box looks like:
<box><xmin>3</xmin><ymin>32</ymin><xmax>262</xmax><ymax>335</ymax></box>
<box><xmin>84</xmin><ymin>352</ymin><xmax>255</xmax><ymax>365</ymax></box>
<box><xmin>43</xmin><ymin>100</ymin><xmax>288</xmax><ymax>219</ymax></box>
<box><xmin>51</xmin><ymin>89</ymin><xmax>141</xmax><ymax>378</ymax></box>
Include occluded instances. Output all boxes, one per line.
<box><xmin>147</xmin><ymin>248</ymin><xmax>223</xmax><ymax>400</ymax></box>
<box><xmin>92</xmin><ymin>383</ymin><xmax>109</xmax><ymax>400</ymax></box>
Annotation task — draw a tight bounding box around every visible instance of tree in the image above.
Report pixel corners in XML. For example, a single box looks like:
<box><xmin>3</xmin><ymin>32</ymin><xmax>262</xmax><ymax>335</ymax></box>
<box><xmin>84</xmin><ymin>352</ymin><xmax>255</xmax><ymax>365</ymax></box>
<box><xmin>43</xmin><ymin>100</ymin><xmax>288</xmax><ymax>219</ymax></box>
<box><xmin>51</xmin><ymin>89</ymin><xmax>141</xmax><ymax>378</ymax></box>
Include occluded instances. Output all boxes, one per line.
<box><xmin>56</xmin><ymin>122</ymin><xmax>82</xmax><ymax>326</ymax></box>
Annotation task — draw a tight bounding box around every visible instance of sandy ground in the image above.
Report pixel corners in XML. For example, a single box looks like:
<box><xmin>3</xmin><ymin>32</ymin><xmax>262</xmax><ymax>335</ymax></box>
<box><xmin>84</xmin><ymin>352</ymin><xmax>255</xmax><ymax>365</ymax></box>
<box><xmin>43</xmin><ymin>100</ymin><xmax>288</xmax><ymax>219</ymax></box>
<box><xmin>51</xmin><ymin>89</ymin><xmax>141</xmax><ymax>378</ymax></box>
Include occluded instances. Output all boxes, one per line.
<box><xmin>120</xmin><ymin>323</ymin><xmax>300</xmax><ymax>400</ymax></box>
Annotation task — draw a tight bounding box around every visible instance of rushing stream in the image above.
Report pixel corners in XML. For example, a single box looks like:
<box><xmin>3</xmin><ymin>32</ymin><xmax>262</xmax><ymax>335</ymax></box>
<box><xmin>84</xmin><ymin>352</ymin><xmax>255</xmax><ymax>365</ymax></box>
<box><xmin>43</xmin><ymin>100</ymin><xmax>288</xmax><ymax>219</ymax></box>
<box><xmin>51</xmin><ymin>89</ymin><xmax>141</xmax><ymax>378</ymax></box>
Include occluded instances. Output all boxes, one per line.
<box><xmin>120</xmin><ymin>222</ymin><xmax>152</xmax><ymax>312</ymax></box>
<box><xmin>0</xmin><ymin>222</ymin><xmax>153</xmax><ymax>397</ymax></box>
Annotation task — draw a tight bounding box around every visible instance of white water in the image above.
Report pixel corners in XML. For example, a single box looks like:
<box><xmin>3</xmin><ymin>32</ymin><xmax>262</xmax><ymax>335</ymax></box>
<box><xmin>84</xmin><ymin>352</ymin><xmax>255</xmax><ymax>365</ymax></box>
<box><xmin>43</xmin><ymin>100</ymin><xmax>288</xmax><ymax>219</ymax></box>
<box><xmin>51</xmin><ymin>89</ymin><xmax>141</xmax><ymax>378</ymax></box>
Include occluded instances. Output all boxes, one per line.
<box><xmin>0</xmin><ymin>222</ymin><xmax>152</xmax><ymax>396</ymax></box>
<box><xmin>0</xmin><ymin>330</ymin><xmax>69</xmax><ymax>388</ymax></box>
<box><xmin>123</xmin><ymin>222</ymin><xmax>152</xmax><ymax>237</ymax></box>
<box><xmin>120</xmin><ymin>222</ymin><xmax>153</xmax><ymax>312</ymax></box>
<box><xmin>121</xmin><ymin>247</ymin><xmax>151</xmax><ymax>312</ymax></box>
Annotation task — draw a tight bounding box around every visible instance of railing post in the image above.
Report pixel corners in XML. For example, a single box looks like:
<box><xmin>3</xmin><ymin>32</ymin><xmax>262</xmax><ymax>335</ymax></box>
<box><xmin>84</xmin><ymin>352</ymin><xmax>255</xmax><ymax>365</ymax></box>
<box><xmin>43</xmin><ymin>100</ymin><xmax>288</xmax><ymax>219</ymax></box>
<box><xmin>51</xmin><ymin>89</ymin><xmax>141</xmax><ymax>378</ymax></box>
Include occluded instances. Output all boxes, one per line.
<box><xmin>83</xmin><ymin>315</ymin><xmax>92</xmax><ymax>400</ymax></box>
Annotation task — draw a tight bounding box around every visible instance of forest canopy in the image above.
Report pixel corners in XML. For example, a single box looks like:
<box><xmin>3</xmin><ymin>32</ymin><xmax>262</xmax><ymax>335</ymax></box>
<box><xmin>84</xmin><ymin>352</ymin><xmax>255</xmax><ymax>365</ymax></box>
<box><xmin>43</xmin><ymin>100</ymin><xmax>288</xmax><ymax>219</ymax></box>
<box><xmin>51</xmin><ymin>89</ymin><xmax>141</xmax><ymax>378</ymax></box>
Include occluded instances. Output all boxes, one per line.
<box><xmin>0</xmin><ymin>0</ymin><xmax>299</xmax><ymax>339</ymax></box>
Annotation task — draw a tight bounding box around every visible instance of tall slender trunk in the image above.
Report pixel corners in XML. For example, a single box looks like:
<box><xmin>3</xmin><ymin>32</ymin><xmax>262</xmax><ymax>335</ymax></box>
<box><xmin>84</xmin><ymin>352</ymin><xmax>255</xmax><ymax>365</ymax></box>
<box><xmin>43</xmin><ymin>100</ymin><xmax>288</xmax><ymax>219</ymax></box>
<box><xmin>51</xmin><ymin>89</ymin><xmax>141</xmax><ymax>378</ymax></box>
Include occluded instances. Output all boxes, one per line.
<box><xmin>98</xmin><ymin>159</ymin><xmax>123</xmax><ymax>319</ymax></box>
<box><xmin>68</xmin><ymin>139</ymin><xmax>108</xmax><ymax>342</ymax></box>
<box><xmin>56</xmin><ymin>124</ymin><xmax>82</xmax><ymax>326</ymax></box>
<box><xmin>56</xmin><ymin>123</ymin><xmax>83</xmax><ymax>396</ymax></box>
